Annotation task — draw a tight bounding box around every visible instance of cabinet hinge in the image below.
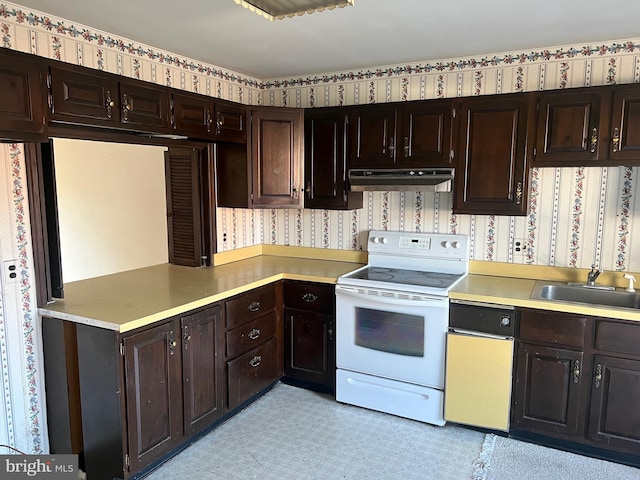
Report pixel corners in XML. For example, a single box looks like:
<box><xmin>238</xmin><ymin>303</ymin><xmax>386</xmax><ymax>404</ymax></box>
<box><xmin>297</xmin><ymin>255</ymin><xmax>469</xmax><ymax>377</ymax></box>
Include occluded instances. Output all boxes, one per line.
<box><xmin>452</xmin><ymin>107</ymin><xmax>456</xmax><ymax>119</ymax></box>
<box><xmin>46</xmin><ymin>72</ymin><xmax>51</xmax><ymax>89</ymax></box>
<box><xmin>120</xmin><ymin>340</ymin><xmax>125</xmax><ymax>357</ymax></box>
<box><xmin>47</xmin><ymin>94</ymin><xmax>53</xmax><ymax>111</ymax></box>
<box><xmin>450</xmin><ymin>149</ymin><xmax>455</xmax><ymax>160</ymax></box>
<box><xmin>532</xmin><ymin>147</ymin><xmax>537</xmax><ymax>157</ymax></box>
<box><xmin>125</xmin><ymin>453</ymin><xmax>130</xmax><ymax>470</ymax></box>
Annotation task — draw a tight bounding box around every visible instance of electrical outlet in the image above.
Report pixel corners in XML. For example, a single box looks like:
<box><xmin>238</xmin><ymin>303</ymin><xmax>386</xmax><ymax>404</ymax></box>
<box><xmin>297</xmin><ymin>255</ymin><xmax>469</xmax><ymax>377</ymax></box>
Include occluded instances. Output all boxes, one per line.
<box><xmin>2</xmin><ymin>259</ymin><xmax>19</xmax><ymax>286</ymax></box>
<box><xmin>513</xmin><ymin>239</ymin><xmax>526</xmax><ymax>257</ymax></box>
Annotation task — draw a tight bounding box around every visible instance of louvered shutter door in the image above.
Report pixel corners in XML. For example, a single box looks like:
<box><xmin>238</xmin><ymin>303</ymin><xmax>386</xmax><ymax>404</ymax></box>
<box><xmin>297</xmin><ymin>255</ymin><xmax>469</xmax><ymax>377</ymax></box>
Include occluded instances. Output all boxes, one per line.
<box><xmin>165</xmin><ymin>147</ymin><xmax>204</xmax><ymax>267</ymax></box>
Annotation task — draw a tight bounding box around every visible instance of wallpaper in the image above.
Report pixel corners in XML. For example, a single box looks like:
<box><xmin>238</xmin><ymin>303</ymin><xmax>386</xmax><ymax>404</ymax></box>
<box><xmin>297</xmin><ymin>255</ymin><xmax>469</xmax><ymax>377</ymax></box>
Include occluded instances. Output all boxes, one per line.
<box><xmin>1</xmin><ymin>0</ymin><xmax>640</xmax><ymax>453</ymax></box>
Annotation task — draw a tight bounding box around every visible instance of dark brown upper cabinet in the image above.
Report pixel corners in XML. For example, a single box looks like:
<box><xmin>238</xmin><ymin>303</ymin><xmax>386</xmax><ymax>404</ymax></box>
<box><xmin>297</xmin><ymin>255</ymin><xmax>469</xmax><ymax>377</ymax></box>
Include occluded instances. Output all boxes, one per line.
<box><xmin>48</xmin><ymin>62</ymin><xmax>171</xmax><ymax>133</ymax></box>
<box><xmin>48</xmin><ymin>63</ymin><xmax>121</xmax><ymax>127</ymax></box>
<box><xmin>532</xmin><ymin>88</ymin><xmax>611</xmax><ymax>166</ymax></box>
<box><xmin>249</xmin><ymin>106</ymin><xmax>304</xmax><ymax>208</ymax></box>
<box><xmin>0</xmin><ymin>49</ymin><xmax>47</xmax><ymax>141</ymax></box>
<box><xmin>118</xmin><ymin>78</ymin><xmax>171</xmax><ymax>133</ymax></box>
<box><xmin>348</xmin><ymin>100</ymin><xmax>454</xmax><ymax>169</ymax></box>
<box><xmin>172</xmin><ymin>91</ymin><xmax>246</xmax><ymax>143</ymax></box>
<box><xmin>348</xmin><ymin>104</ymin><xmax>397</xmax><ymax>167</ymax></box>
<box><xmin>454</xmin><ymin>93</ymin><xmax>535</xmax><ymax>216</ymax></box>
<box><xmin>608</xmin><ymin>85</ymin><xmax>640</xmax><ymax>164</ymax></box>
<box><xmin>398</xmin><ymin>100</ymin><xmax>454</xmax><ymax>168</ymax></box>
<box><xmin>304</xmin><ymin>108</ymin><xmax>362</xmax><ymax>210</ymax></box>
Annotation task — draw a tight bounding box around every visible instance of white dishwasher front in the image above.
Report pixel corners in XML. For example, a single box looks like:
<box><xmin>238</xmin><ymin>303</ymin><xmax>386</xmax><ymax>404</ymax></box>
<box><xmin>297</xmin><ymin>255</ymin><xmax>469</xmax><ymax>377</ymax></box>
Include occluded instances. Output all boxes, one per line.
<box><xmin>444</xmin><ymin>301</ymin><xmax>515</xmax><ymax>431</ymax></box>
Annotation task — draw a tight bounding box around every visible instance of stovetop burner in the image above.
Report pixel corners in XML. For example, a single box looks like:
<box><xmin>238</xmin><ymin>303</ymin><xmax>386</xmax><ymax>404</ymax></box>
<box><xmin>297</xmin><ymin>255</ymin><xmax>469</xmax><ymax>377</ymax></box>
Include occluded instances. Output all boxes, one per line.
<box><xmin>344</xmin><ymin>266</ymin><xmax>463</xmax><ymax>291</ymax></box>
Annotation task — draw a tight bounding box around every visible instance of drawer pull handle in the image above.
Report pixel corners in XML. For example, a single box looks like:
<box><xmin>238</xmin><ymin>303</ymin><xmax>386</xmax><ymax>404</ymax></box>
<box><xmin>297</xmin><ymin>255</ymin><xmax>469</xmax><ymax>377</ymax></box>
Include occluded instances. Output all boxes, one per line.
<box><xmin>594</xmin><ymin>363</ymin><xmax>603</xmax><ymax>388</ymax></box>
<box><xmin>302</xmin><ymin>293</ymin><xmax>318</xmax><ymax>303</ymax></box>
<box><xmin>248</xmin><ymin>301</ymin><xmax>261</xmax><ymax>312</ymax></box>
<box><xmin>249</xmin><ymin>355</ymin><xmax>262</xmax><ymax>368</ymax></box>
<box><xmin>248</xmin><ymin>328</ymin><xmax>261</xmax><ymax>340</ymax></box>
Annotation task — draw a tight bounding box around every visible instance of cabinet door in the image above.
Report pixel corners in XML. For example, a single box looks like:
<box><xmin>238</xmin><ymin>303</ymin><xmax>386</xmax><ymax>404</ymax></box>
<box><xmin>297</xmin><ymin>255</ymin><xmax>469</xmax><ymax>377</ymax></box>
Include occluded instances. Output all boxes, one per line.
<box><xmin>181</xmin><ymin>306</ymin><xmax>224</xmax><ymax>436</ymax></box>
<box><xmin>588</xmin><ymin>355</ymin><xmax>640</xmax><ymax>454</ymax></box>
<box><xmin>213</xmin><ymin>100</ymin><xmax>247</xmax><ymax>143</ymax></box>
<box><xmin>0</xmin><ymin>49</ymin><xmax>46</xmax><ymax>139</ymax></box>
<box><xmin>398</xmin><ymin>100</ymin><xmax>453</xmax><ymax>167</ymax></box>
<box><xmin>455</xmin><ymin>93</ymin><xmax>534</xmax><ymax>215</ymax></box>
<box><xmin>172</xmin><ymin>91</ymin><xmax>213</xmax><ymax>138</ymax></box>
<box><xmin>304</xmin><ymin>108</ymin><xmax>362</xmax><ymax>210</ymax></box>
<box><xmin>119</xmin><ymin>79</ymin><xmax>171</xmax><ymax>132</ymax></box>
<box><xmin>123</xmin><ymin>321</ymin><xmax>183</xmax><ymax>473</ymax></box>
<box><xmin>512</xmin><ymin>342</ymin><xmax>585</xmax><ymax>437</ymax></box>
<box><xmin>165</xmin><ymin>147</ymin><xmax>205</xmax><ymax>267</ymax></box>
<box><xmin>250</xmin><ymin>107</ymin><xmax>304</xmax><ymax>208</ymax></box>
<box><xmin>284</xmin><ymin>309</ymin><xmax>335</xmax><ymax>389</ymax></box>
<box><xmin>348</xmin><ymin>104</ymin><xmax>397</xmax><ymax>167</ymax></box>
<box><xmin>533</xmin><ymin>89</ymin><xmax>610</xmax><ymax>165</ymax></box>
<box><xmin>608</xmin><ymin>85</ymin><xmax>640</xmax><ymax>164</ymax></box>
<box><xmin>49</xmin><ymin>64</ymin><xmax>119</xmax><ymax>127</ymax></box>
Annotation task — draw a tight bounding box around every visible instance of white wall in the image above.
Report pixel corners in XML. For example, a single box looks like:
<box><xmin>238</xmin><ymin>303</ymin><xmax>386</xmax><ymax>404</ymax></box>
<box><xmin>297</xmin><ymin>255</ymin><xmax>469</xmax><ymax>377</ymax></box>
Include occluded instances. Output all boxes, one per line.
<box><xmin>53</xmin><ymin>139</ymin><xmax>169</xmax><ymax>282</ymax></box>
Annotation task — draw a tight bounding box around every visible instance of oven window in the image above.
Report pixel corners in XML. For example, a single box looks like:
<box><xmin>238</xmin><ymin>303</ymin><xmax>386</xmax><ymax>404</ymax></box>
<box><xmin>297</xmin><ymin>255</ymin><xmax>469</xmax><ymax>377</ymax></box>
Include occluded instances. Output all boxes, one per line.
<box><xmin>354</xmin><ymin>308</ymin><xmax>424</xmax><ymax>357</ymax></box>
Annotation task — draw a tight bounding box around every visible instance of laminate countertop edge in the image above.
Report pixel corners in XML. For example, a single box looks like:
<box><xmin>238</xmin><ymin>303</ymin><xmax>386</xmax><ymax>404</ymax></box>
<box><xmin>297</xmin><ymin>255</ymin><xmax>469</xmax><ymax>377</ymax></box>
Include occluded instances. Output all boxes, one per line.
<box><xmin>38</xmin><ymin>254</ymin><xmax>640</xmax><ymax>333</ymax></box>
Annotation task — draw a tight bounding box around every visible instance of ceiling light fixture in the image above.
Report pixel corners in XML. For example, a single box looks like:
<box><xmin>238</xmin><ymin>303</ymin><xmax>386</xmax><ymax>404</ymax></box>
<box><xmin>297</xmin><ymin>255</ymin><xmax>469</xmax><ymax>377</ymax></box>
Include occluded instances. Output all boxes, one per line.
<box><xmin>234</xmin><ymin>0</ymin><xmax>354</xmax><ymax>21</ymax></box>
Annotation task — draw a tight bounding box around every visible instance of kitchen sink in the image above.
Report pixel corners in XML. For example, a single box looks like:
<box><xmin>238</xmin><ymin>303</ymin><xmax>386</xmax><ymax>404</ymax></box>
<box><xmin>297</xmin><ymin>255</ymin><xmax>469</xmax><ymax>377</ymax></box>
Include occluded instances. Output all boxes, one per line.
<box><xmin>531</xmin><ymin>282</ymin><xmax>640</xmax><ymax>310</ymax></box>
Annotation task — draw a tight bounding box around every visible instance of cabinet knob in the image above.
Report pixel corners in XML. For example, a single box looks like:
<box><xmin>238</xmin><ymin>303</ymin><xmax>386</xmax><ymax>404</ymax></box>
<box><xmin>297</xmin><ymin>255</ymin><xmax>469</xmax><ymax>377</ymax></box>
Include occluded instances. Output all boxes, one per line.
<box><xmin>216</xmin><ymin>112</ymin><xmax>223</xmax><ymax>134</ymax></box>
<box><xmin>594</xmin><ymin>363</ymin><xmax>603</xmax><ymax>388</ymax></box>
<box><xmin>122</xmin><ymin>94</ymin><xmax>131</xmax><ymax>120</ymax></box>
<box><xmin>590</xmin><ymin>127</ymin><xmax>598</xmax><ymax>153</ymax></box>
<box><xmin>612</xmin><ymin>127</ymin><xmax>620</xmax><ymax>153</ymax></box>
<box><xmin>572</xmin><ymin>360</ymin><xmax>581</xmax><ymax>384</ymax></box>
<box><xmin>515</xmin><ymin>182</ymin><xmax>523</xmax><ymax>205</ymax></box>
<box><xmin>105</xmin><ymin>90</ymin><xmax>114</xmax><ymax>118</ymax></box>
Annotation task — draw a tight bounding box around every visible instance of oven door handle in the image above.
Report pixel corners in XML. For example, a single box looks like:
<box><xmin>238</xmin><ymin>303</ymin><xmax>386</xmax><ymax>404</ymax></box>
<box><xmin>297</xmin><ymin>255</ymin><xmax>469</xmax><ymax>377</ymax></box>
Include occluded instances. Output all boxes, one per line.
<box><xmin>335</xmin><ymin>285</ymin><xmax>447</xmax><ymax>307</ymax></box>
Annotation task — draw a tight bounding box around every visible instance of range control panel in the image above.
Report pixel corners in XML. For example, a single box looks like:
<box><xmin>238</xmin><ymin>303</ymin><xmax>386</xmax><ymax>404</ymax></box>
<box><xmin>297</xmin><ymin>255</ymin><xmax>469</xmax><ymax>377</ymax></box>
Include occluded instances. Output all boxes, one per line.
<box><xmin>368</xmin><ymin>230</ymin><xmax>469</xmax><ymax>260</ymax></box>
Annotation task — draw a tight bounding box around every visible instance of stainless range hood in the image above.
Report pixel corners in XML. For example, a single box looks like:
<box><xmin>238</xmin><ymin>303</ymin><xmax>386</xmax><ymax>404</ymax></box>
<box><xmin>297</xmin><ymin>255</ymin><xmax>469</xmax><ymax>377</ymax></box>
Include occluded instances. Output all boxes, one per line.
<box><xmin>348</xmin><ymin>168</ymin><xmax>454</xmax><ymax>192</ymax></box>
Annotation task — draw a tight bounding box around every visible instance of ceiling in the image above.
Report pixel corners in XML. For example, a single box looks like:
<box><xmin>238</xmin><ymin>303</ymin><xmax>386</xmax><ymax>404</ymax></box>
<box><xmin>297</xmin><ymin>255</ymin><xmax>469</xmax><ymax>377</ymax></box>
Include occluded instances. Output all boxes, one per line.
<box><xmin>12</xmin><ymin>0</ymin><xmax>640</xmax><ymax>80</ymax></box>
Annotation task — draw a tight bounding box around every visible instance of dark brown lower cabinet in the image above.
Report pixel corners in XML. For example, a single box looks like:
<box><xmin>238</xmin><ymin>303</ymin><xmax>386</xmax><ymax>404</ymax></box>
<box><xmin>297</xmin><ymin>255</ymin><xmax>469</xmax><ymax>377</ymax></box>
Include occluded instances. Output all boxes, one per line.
<box><xmin>588</xmin><ymin>355</ymin><xmax>640</xmax><ymax>454</ymax></box>
<box><xmin>43</xmin><ymin>303</ymin><xmax>225</xmax><ymax>480</ymax></box>
<box><xmin>181</xmin><ymin>307</ymin><xmax>225</xmax><ymax>436</ymax></box>
<box><xmin>223</xmin><ymin>283</ymin><xmax>282</xmax><ymax>410</ymax></box>
<box><xmin>284</xmin><ymin>309</ymin><xmax>335</xmax><ymax>391</ymax></box>
<box><xmin>124</xmin><ymin>304</ymin><xmax>224</xmax><ymax>475</ymax></box>
<box><xmin>283</xmin><ymin>280</ymin><xmax>336</xmax><ymax>392</ymax></box>
<box><xmin>512</xmin><ymin>343</ymin><xmax>585</xmax><ymax>437</ymax></box>
<box><xmin>123</xmin><ymin>321</ymin><xmax>184</xmax><ymax>474</ymax></box>
<box><xmin>512</xmin><ymin>309</ymin><xmax>640</xmax><ymax>465</ymax></box>
<box><xmin>227</xmin><ymin>337</ymin><xmax>279</xmax><ymax>409</ymax></box>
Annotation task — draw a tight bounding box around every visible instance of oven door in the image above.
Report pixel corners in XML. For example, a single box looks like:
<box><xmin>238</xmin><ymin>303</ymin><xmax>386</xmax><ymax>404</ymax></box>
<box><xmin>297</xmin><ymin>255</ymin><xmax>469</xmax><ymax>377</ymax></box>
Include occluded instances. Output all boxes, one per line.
<box><xmin>335</xmin><ymin>284</ymin><xmax>448</xmax><ymax>389</ymax></box>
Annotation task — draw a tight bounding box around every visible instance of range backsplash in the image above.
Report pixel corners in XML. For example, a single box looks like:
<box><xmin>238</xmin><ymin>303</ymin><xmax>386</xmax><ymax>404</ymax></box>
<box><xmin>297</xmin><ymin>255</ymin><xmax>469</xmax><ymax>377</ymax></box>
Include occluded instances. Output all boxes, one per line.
<box><xmin>216</xmin><ymin>164</ymin><xmax>639</xmax><ymax>272</ymax></box>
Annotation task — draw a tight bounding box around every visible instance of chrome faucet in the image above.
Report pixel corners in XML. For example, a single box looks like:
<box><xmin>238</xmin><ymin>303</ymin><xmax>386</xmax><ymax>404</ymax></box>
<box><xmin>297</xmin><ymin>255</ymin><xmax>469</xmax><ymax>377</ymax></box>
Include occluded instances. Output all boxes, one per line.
<box><xmin>586</xmin><ymin>264</ymin><xmax>602</xmax><ymax>286</ymax></box>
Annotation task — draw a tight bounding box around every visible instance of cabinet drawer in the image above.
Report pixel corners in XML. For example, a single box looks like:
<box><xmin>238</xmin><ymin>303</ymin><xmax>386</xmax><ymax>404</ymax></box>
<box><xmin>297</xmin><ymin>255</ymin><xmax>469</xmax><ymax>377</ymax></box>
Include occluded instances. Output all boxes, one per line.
<box><xmin>226</xmin><ymin>312</ymin><xmax>276</xmax><ymax>359</ymax></box>
<box><xmin>595</xmin><ymin>320</ymin><xmax>640</xmax><ymax>356</ymax></box>
<box><xmin>225</xmin><ymin>284</ymin><xmax>277</xmax><ymax>329</ymax></box>
<box><xmin>519</xmin><ymin>310</ymin><xmax>588</xmax><ymax>348</ymax></box>
<box><xmin>284</xmin><ymin>281</ymin><xmax>335</xmax><ymax>313</ymax></box>
<box><xmin>227</xmin><ymin>338</ymin><xmax>278</xmax><ymax>409</ymax></box>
